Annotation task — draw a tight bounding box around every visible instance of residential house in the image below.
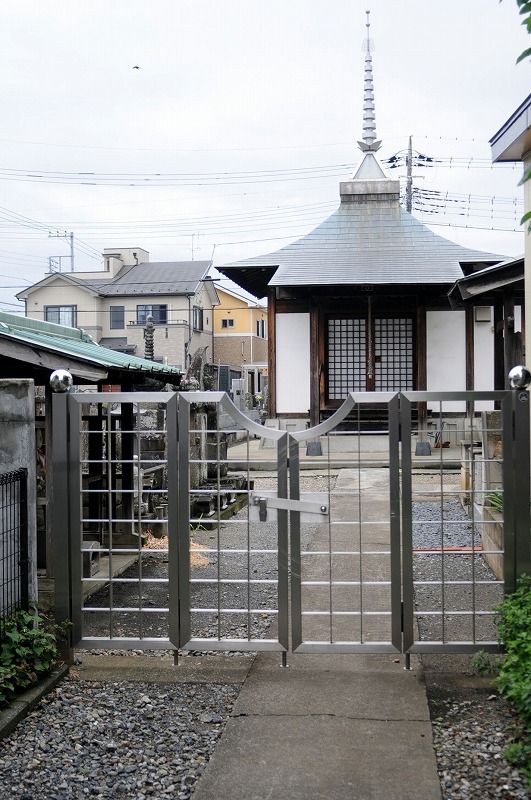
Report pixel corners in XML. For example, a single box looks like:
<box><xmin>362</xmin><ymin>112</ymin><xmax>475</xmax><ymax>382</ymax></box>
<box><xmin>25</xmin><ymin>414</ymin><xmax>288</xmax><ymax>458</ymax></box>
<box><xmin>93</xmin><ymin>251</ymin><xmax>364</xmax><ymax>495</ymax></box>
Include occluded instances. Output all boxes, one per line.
<box><xmin>218</xmin><ymin>22</ymin><xmax>504</xmax><ymax>427</ymax></box>
<box><xmin>17</xmin><ymin>248</ymin><xmax>219</xmax><ymax>370</ymax></box>
<box><xmin>212</xmin><ymin>284</ymin><xmax>268</xmax><ymax>396</ymax></box>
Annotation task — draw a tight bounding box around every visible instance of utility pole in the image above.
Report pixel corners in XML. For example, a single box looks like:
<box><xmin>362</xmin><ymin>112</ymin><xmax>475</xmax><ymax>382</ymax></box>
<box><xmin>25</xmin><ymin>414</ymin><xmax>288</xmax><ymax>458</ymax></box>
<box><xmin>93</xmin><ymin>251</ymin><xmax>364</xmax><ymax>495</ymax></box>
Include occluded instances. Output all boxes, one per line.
<box><xmin>48</xmin><ymin>231</ymin><xmax>74</xmax><ymax>271</ymax></box>
<box><xmin>406</xmin><ymin>136</ymin><xmax>413</xmax><ymax>213</ymax></box>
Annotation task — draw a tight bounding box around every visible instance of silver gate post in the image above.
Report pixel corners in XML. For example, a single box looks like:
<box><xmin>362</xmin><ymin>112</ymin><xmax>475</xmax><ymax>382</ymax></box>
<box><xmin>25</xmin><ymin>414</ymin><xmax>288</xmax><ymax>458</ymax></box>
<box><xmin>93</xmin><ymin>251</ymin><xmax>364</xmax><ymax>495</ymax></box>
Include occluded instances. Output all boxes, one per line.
<box><xmin>508</xmin><ymin>367</ymin><xmax>531</xmax><ymax>581</ymax></box>
<box><xmin>50</xmin><ymin>369</ymin><xmax>74</xmax><ymax>665</ymax></box>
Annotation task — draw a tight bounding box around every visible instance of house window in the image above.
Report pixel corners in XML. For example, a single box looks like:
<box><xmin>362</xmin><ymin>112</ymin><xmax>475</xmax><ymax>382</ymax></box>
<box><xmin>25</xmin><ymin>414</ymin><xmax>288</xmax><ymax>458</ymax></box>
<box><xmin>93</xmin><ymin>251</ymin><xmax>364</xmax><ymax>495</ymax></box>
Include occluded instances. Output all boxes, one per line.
<box><xmin>45</xmin><ymin>305</ymin><xmax>77</xmax><ymax>327</ymax></box>
<box><xmin>193</xmin><ymin>306</ymin><xmax>203</xmax><ymax>331</ymax></box>
<box><xmin>221</xmin><ymin>318</ymin><xmax>234</xmax><ymax>329</ymax></box>
<box><xmin>110</xmin><ymin>305</ymin><xmax>125</xmax><ymax>330</ymax></box>
<box><xmin>256</xmin><ymin>319</ymin><xmax>266</xmax><ymax>338</ymax></box>
<box><xmin>136</xmin><ymin>304</ymin><xmax>167</xmax><ymax>324</ymax></box>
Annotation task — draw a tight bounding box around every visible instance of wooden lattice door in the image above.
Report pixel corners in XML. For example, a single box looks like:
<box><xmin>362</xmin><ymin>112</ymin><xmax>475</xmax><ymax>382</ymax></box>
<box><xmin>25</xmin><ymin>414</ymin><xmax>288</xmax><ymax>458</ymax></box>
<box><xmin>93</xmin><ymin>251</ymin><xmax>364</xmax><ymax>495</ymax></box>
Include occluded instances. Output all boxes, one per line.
<box><xmin>327</xmin><ymin>314</ymin><xmax>415</xmax><ymax>398</ymax></box>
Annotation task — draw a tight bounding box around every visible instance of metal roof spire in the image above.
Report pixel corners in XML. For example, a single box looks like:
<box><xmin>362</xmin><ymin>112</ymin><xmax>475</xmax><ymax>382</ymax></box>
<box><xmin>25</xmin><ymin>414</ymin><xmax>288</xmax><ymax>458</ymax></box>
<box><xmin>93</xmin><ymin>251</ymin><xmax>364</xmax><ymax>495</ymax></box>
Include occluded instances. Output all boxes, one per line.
<box><xmin>357</xmin><ymin>10</ymin><xmax>381</xmax><ymax>153</ymax></box>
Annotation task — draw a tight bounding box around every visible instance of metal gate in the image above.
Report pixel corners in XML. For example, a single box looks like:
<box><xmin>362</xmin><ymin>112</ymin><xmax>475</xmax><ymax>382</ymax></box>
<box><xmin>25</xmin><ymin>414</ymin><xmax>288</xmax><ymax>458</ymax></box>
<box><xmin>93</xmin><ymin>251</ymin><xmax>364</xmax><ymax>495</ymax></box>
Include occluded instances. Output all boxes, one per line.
<box><xmin>52</xmin><ymin>388</ymin><xmax>530</xmax><ymax>657</ymax></box>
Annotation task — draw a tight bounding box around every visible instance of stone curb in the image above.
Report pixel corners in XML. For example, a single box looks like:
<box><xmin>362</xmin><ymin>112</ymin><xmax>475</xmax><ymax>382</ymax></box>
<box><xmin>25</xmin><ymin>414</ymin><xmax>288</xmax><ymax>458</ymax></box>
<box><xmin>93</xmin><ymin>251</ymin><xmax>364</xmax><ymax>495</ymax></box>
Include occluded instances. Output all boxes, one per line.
<box><xmin>0</xmin><ymin>664</ymin><xmax>69</xmax><ymax>739</ymax></box>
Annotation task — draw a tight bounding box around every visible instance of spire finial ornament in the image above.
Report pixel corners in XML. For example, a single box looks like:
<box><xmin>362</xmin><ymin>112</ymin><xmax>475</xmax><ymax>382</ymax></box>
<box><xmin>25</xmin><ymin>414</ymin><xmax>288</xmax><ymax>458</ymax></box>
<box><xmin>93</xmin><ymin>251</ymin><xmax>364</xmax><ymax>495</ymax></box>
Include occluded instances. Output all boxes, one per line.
<box><xmin>357</xmin><ymin>10</ymin><xmax>381</xmax><ymax>153</ymax></box>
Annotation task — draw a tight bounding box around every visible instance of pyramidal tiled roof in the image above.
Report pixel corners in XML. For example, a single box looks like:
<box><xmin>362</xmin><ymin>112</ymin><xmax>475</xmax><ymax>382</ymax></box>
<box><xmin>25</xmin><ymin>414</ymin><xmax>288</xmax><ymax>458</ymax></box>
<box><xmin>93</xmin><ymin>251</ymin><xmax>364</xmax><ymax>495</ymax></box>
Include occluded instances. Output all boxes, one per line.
<box><xmin>219</xmin><ymin>199</ymin><xmax>504</xmax><ymax>289</ymax></box>
<box><xmin>218</xmin><ymin>12</ymin><xmax>504</xmax><ymax>295</ymax></box>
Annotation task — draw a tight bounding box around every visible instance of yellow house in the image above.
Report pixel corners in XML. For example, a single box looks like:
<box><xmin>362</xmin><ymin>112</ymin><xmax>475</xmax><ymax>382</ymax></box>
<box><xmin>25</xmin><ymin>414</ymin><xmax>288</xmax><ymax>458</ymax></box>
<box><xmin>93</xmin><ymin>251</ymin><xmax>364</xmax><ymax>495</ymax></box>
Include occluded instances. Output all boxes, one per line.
<box><xmin>212</xmin><ymin>285</ymin><xmax>267</xmax><ymax>396</ymax></box>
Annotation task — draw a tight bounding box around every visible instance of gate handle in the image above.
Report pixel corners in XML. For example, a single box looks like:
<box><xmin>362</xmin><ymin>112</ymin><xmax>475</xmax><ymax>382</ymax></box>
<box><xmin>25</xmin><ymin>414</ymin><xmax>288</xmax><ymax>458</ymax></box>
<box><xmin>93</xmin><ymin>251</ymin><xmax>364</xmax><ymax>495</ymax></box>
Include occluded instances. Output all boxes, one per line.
<box><xmin>251</xmin><ymin>493</ymin><xmax>329</xmax><ymax>522</ymax></box>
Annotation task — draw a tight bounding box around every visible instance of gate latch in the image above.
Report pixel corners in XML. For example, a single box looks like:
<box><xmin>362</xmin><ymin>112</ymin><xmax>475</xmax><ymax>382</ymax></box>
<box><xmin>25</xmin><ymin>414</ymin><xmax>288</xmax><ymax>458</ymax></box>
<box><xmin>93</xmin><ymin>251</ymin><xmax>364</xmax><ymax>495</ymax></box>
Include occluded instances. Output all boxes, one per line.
<box><xmin>249</xmin><ymin>491</ymin><xmax>329</xmax><ymax>522</ymax></box>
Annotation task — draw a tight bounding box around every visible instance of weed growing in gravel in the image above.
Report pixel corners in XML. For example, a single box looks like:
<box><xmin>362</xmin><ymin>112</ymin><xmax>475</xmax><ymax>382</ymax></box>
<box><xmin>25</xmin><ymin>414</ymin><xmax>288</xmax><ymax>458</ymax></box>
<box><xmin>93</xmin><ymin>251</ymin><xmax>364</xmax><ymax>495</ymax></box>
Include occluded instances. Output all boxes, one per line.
<box><xmin>469</xmin><ymin>649</ymin><xmax>498</xmax><ymax>676</ymax></box>
<box><xmin>0</xmin><ymin>609</ymin><xmax>66</xmax><ymax>707</ymax></box>
<box><xmin>496</xmin><ymin>574</ymin><xmax>531</xmax><ymax>787</ymax></box>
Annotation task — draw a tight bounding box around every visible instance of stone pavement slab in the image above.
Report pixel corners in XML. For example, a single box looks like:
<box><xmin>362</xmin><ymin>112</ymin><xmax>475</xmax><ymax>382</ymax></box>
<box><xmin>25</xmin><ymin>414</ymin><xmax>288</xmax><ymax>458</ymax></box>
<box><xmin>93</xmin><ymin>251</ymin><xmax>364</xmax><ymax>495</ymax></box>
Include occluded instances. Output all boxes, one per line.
<box><xmin>192</xmin><ymin>652</ymin><xmax>442</xmax><ymax>800</ymax></box>
<box><xmin>234</xmin><ymin>653</ymin><xmax>429</xmax><ymax>721</ymax></box>
<box><xmin>76</xmin><ymin>653</ymin><xmax>253</xmax><ymax>684</ymax></box>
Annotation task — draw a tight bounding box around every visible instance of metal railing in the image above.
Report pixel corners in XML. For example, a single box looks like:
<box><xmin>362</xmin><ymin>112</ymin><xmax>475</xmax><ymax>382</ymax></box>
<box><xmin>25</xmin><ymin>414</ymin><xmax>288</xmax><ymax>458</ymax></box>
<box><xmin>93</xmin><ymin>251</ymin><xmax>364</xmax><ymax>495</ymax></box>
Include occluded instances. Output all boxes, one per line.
<box><xmin>0</xmin><ymin>468</ymin><xmax>29</xmax><ymax>640</ymax></box>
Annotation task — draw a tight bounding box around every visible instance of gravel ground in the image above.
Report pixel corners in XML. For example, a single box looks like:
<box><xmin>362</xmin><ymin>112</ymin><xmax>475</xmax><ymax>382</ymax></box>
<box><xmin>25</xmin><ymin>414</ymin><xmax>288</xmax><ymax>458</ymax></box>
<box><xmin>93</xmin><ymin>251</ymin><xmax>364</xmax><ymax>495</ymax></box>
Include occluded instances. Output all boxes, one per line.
<box><xmin>426</xmin><ymin>681</ymin><xmax>530</xmax><ymax>800</ymax></box>
<box><xmin>0</xmin><ymin>677</ymin><xmax>239</xmax><ymax>800</ymax></box>
<box><xmin>3</xmin><ymin>470</ymin><xmax>525</xmax><ymax>799</ymax></box>
<box><xmin>83</xmin><ymin>472</ymin><xmax>332</xmax><ymax>645</ymax></box>
<box><xmin>412</xmin><ymin>496</ymin><xmax>501</xmax><ymax>644</ymax></box>
<box><xmin>413</xmin><ymin>498</ymin><xmax>481</xmax><ymax>548</ymax></box>
<box><xmin>412</xmin><ymin>483</ymin><xmax>529</xmax><ymax>798</ymax></box>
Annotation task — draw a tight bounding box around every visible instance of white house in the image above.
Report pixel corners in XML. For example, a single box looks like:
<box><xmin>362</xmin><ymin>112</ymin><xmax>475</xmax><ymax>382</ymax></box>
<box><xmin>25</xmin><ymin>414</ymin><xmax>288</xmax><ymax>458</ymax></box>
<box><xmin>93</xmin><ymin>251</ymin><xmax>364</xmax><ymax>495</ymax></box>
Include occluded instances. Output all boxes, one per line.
<box><xmin>17</xmin><ymin>248</ymin><xmax>219</xmax><ymax>370</ymax></box>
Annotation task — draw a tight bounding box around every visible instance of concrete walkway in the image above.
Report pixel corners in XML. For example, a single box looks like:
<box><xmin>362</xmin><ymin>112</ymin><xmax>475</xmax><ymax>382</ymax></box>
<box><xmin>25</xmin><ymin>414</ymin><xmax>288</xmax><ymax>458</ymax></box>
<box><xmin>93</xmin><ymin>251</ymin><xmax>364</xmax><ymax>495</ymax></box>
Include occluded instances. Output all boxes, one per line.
<box><xmin>78</xmin><ymin>650</ymin><xmax>442</xmax><ymax>799</ymax></box>
<box><xmin>192</xmin><ymin>651</ymin><xmax>441</xmax><ymax>800</ymax></box>
<box><xmin>192</xmin><ymin>463</ymin><xmax>442</xmax><ymax>799</ymax></box>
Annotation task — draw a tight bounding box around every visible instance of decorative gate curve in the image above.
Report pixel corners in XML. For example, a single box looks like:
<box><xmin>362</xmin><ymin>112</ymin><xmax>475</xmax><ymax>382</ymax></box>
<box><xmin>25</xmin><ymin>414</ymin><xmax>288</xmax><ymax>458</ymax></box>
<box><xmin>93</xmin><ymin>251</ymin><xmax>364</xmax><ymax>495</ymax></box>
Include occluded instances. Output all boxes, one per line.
<box><xmin>52</xmin><ymin>389</ymin><xmax>530</xmax><ymax>658</ymax></box>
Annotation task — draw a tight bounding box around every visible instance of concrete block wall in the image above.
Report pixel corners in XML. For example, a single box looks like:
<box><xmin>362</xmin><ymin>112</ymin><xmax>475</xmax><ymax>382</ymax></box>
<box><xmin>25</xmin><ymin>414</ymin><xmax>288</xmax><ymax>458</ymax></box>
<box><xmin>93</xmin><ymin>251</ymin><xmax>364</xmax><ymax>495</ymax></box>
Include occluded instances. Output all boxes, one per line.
<box><xmin>0</xmin><ymin>380</ymin><xmax>38</xmax><ymax>604</ymax></box>
<box><xmin>213</xmin><ymin>335</ymin><xmax>267</xmax><ymax>369</ymax></box>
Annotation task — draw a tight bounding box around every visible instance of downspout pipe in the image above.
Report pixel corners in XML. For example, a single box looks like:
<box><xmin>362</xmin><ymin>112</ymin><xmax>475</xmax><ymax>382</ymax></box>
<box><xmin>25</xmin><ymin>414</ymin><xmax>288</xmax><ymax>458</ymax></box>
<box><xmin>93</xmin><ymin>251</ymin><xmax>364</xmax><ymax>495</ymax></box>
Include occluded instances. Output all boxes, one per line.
<box><xmin>186</xmin><ymin>295</ymin><xmax>192</xmax><ymax>367</ymax></box>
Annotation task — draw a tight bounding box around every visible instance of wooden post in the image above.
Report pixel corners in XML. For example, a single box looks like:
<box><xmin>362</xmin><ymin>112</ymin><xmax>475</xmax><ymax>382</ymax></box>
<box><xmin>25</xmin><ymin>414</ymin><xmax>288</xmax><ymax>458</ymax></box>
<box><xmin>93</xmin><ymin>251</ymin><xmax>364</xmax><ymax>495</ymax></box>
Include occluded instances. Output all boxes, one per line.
<box><xmin>267</xmin><ymin>289</ymin><xmax>276</xmax><ymax>417</ymax></box>
<box><xmin>493</xmin><ymin>301</ymin><xmax>505</xmax><ymax>391</ymax></box>
<box><xmin>503</xmin><ymin>292</ymin><xmax>515</xmax><ymax>389</ymax></box>
<box><xmin>309</xmin><ymin>300</ymin><xmax>320</xmax><ymax>428</ymax></box>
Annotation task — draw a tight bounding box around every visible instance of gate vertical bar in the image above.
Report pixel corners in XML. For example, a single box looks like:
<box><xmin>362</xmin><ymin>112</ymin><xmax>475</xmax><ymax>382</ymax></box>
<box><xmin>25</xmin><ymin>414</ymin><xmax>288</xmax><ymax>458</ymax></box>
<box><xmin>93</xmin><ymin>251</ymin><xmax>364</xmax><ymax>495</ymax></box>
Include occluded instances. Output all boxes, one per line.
<box><xmin>289</xmin><ymin>434</ymin><xmax>302</xmax><ymax>651</ymax></box>
<box><xmin>502</xmin><ymin>392</ymin><xmax>517</xmax><ymax>594</ymax></box>
<box><xmin>277</xmin><ymin>433</ymin><xmax>289</xmax><ymax>652</ymax></box>
<box><xmin>177</xmin><ymin>394</ymin><xmax>191</xmax><ymax>646</ymax></box>
<box><xmin>167</xmin><ymin>393</ymin><xmax>179</xmax><ymax>650</ymax></box>
<box><xmin>513</xmin><ymin>390</ymin><xmax>531</xmax><ymax>579</ymax></box>
<box><xmin>389</xmin><ymin>395</ymin><xmax>402</xmax><ymax>651</ymax></box>
<box><xmin>51</xmin><ymin>391</ymin><xmax>73</xmax><ymax>660</ymax></box>
<box><xmin>400</xmin><ymin>395</ymin><xmax>414</xmax><ymax>652</ymax></box>
<box><xmin>69</xmin><ymin>396</ymin><xmax>82</xmax><ymax>644</ymax></box>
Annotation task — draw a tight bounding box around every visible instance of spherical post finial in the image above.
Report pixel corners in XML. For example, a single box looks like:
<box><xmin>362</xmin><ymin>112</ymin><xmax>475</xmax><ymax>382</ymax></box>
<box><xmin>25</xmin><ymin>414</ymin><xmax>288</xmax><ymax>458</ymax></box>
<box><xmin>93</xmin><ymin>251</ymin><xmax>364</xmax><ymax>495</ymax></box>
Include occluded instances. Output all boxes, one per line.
<box><xmin>508</xmin><ymin>365</ymin><xmax>531</xmax><ymax>390</ymax></box>
<box><xmin>49</xmin><ymin>369</ymin><xmax>73</xmax><ymax>393</ymax></box>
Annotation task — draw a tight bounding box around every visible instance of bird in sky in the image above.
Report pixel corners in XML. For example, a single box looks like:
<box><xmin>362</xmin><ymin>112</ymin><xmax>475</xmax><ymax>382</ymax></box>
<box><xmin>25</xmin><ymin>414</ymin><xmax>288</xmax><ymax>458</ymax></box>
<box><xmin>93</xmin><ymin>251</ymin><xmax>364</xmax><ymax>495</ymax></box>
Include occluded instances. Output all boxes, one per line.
<box><xmin>132</xmin><ymin>65</ymin><xmax>141</xmax><ymax>70</ymax></box>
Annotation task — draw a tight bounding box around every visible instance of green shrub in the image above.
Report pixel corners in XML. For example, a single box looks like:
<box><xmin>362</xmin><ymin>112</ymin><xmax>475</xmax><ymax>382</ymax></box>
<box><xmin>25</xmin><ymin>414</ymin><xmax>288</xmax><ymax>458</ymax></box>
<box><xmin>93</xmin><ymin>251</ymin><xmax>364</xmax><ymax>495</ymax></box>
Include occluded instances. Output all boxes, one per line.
<box><xmin>0</xmin><ymin>609</ymin><xmax>62</xmax><ymax>708</ymax></box>
<box><xmin>496</xmin><ymin>574</ymin><xmax>531</xmax><ymax>786</ymax></box>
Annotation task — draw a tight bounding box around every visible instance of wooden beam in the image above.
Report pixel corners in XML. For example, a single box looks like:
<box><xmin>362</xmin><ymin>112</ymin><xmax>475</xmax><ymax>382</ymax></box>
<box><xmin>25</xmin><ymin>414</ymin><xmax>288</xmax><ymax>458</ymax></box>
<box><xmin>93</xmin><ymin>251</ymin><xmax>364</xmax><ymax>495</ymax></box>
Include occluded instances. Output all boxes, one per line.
<box><xmin>503</xmin><ymin>292</ymin><xmax>515</xmax><ymax>388</ymax></box>
<box><xmin>416</xmin><ymin>304</ymin><xmax>427</xmax><ymax>428</ymax></box>
<box><xmin>416</xmin><ymin>305</ymin><xmax>427</xmax><ymax>391</ymax></box>
<box><xmin>465</xmin><ymin>306</ymin><xmax>474</xmax><ymax>390</ymax></box>
<box><xmin>493</xmin><ymin>301</ymin><xmax>505</xmax><ymax>390</ymax></box>
<box><xmin>309</xmin><ymin>301</ymin><xmax>320</xmax><ymax>427</ymax></box>
<box><xmin>267</xmin><ymin>289</ymin><xmax>276</xmax><ymax>417</ymax></box>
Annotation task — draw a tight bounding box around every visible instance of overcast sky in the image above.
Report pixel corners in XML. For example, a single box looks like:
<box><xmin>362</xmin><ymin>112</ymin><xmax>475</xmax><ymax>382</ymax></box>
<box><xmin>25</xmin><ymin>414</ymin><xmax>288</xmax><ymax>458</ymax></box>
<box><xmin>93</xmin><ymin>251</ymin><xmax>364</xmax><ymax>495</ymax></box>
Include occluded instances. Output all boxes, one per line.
<box><xmin>0</xmin><ymin>0</ymin><xmax>529</xmax><ymax>308</ymax></box>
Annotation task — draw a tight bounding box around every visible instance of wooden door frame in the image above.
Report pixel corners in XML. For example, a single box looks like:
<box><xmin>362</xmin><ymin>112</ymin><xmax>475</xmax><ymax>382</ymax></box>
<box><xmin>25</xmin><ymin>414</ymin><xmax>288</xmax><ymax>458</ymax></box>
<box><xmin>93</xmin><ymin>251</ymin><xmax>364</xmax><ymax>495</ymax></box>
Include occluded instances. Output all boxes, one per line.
<box><xmin>319</xmin><ymin>309</ymin><xmax>419</xmax><ymax>413</ymax></box>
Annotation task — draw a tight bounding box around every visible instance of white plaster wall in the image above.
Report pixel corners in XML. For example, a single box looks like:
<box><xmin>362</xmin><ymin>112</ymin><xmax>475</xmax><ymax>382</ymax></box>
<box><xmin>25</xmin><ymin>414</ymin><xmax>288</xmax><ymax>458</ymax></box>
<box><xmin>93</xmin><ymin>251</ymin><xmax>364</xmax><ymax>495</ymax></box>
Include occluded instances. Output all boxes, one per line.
<box><xmin>427</xmin><ymin>310</ymin><xmax>466</xmax><ymax>411</ymax></box>
<box><xmin>275</xmin><ymin>313</ymin><xmax>310</xmax><ymax>414</ymax></box>
<box><xmin>25</xmin><ymin>281</ymin><xmax>101</xmax><ymax>338</ymax></box>
<box><xmin>474</xmin><ymin>316</ymin><xmax>494</xmax><ymax>411</ymax></box>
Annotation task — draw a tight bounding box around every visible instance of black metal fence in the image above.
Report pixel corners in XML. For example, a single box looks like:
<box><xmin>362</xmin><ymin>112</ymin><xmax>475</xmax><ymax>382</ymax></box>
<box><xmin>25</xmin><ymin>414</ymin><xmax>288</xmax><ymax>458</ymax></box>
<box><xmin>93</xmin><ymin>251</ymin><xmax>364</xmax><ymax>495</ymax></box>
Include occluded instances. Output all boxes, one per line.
<box><xmin>0</xmin><ymin>468</ymin><xmax>29</xmax><ymax>640</ymax></box>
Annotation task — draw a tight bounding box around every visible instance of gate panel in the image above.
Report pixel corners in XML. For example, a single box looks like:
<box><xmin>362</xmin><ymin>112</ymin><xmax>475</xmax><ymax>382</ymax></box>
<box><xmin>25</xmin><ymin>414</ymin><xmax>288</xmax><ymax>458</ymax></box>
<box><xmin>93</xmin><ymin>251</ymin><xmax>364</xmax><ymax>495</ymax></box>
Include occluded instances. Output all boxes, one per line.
<box><xmin>177</xmin><ymin>392</ymin><xmax>288</xmax><ymax>652</ymax></box>
<box><xmin>66</xmin><ymin>392</ymin><xmax>178</xmax><ymax>650</ymax></box>
<box><xmin>401</xmin><ymin>391</ymin><xmax>517</xmax><ymax>654</ymax></box>
<box><xmin>53</xmin><ymin>387</ymin><xmax>529</xmax><ymax>658</ymax></box>
<box><xmin>290</xmin><ymin>394</ymin><xmax>402</xmax><ymax>653</ymax></box>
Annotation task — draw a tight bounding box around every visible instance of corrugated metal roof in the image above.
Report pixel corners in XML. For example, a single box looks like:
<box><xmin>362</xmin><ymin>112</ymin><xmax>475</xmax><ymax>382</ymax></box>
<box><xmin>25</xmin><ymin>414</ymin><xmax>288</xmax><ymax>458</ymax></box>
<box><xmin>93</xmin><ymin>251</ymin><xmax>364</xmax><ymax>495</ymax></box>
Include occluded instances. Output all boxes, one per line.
<box><xmin>85</xmin><ymin>260</ymin><xmax>211</xmax><ymax>296</ymax></box>
<box><xmin>0</xmin><ymin>311</ymin><xmax>181</xmax><ymax>377</ymax></box>
<box><xmin>219</xmin><ymin>201</ymin><xmax>504</xmax><ymax>288</ymax></box>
